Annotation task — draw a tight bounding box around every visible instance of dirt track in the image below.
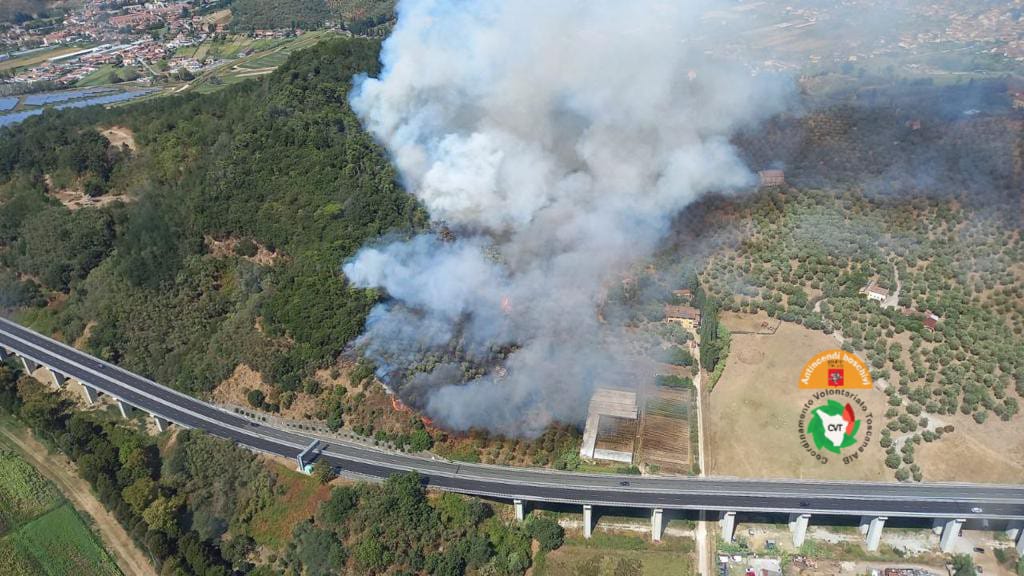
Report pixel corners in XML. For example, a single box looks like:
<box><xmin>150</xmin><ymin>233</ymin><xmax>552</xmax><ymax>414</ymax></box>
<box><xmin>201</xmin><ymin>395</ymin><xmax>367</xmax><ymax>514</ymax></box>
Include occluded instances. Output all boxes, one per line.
<box><xmin>0</xmin><ymin>422</ymin><xmax>155</xmax><ymax>576</ymax></box>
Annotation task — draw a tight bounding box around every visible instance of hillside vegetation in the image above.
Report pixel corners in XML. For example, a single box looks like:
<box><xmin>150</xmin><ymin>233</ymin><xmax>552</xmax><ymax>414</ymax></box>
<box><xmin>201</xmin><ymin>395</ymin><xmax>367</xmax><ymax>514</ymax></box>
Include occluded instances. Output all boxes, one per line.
<box><xmin>229</xmin><ymin>0</ymin><xmax>334</xmax><ymax>32</ymax></box>
<box><xmin>228</xmin><ymin>0</ymin><xmax>395</xmax><ymax>34</ymax></box>
<box><xmin>0</xmin><ymin>1</ymin><xmax>67</xmax><ymax>24</ymax></box>
<box><xmin>0</xmin><ymin>37</ymin><xmax>425</xmax><ymax>397</ymax></box>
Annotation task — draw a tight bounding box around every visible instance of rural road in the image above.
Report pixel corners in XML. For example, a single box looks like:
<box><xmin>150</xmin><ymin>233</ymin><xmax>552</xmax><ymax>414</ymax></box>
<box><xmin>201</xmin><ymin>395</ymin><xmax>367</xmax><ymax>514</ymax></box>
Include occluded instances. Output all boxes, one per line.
<box><xmin>2</xmin><ymin>316</ymin><xmax>1024</xmax><ymax>522</ymax></box>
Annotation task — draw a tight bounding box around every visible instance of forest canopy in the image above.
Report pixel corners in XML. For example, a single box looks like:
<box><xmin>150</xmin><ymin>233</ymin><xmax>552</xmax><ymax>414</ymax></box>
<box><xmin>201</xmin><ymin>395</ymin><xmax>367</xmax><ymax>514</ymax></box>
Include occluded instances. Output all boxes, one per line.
<box><xmin>0</xmin><ymin>37</ymin><xmax>426</xmax><ymax>397</ymax></box>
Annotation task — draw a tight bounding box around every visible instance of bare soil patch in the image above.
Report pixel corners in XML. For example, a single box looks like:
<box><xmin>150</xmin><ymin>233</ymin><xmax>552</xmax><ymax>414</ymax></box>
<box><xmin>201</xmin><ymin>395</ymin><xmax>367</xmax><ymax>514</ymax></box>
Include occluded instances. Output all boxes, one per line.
<box><xmin>313</xmin><ymin>360</ymin><xmax>362</xmax><ymax>396</ymax></box>
<box><xmin>212</xmin><ymin>364</ymin><xmax>320</xmax><ymax>420</ymax></box>
<box><xmin>707</xmin><ymin>318</ymin><xmax>890</xmax><ymax>481</ymax></box>
<box><xmin>737</xmin><ymin>347</ymin><xmax>764</xmax><ymax>365</ymax></box>
<box><xmin>73</xmin><ymin>321</ymin><xmax>96</xmax><ymax>350</ymax></box>
<box><xmin>721</xmin><ymin>310</ymin><xmax>780</xmax><ymax>334</ymax></box>
<box><xmin>44</xmin><ymin>174</ymin><xmax>131</xmax><ymax>211</ymax></box>
<box><xmin>914</xmin><ymin>412</ymin><xmax>1024</xmax><ymax>484</ymax></box>
<box><xmin>212</xmin><ymin>364</ymin><xmax>271</xmax><ymax>405</ymax></box>
<box><xmin>99</xmin><ymin>126</ymin><xmax>137</xmax><ymax>151</ymax></box>
<box><xmin>205</xmin><ymin>235</ymin><xmax>280</xmax><ymax>266</ymax></box>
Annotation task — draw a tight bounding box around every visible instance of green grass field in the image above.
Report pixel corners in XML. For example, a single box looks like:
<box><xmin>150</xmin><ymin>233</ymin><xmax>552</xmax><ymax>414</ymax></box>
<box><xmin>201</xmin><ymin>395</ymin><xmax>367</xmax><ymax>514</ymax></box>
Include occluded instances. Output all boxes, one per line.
<box><xmin>238</xmin><ymin>50</ymin><xmax>292</xmax><ymax>69</ymax></box>
<box><xmin>0</xmin><ymin>449</ymin><xmax>61</xmax><ymax>533</ymax></box>
<box><xmin>75</xmin><ymin>65</ymin><xmax>119</xmax><ymax>88</ymax></box>
<box><xmin>5</xmin><ymin>504</ymin><xmax>121</xmax><ymax>576</ymax></box>
<box><xmin>535</xmin><ymin>534</ymin><xmax>696</xmax><ymax>576</ymax></box>
<box><xmin>0</xmin><ymin>446</ymin><xmax>121</xmax><ymax>576</ymax></box>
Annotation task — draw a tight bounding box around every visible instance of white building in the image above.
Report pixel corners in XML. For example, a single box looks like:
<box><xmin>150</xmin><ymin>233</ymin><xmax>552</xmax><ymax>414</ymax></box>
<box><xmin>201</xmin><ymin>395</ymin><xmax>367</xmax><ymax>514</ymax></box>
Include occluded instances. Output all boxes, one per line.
<box><xmin>864</xmin><ymin>284</ymin><xmax>889</xmax><ymax>302</ymax></box>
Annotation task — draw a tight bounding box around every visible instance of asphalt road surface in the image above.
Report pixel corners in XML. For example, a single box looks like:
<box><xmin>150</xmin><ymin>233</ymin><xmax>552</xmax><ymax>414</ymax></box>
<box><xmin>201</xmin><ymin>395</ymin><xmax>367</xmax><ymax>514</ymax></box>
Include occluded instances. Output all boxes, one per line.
<box><xmin>2</xmin><ymin>317</ymin><xmax>1023</xmax><ymax>520</ymax></box>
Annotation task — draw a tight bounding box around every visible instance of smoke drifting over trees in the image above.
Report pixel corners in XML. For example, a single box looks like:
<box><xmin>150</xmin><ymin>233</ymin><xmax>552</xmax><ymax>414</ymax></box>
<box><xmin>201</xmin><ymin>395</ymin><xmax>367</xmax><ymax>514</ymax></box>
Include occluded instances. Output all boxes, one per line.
<box><xmin>343</xmin><ymin>0</ymin><xmax>793</xmax><ymax>435</ymax></box>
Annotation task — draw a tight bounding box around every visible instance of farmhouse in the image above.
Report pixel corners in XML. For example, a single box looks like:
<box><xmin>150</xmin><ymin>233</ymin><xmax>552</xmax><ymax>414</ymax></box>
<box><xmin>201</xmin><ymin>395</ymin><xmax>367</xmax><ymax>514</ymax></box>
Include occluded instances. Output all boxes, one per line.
<box><xmin>923</xmin><ymin>311</ymin><xmax>939</xmax><ymax>332</ymax></box>
<box><xmin>672</xmin><ymin>288</ymin><xmax>693</xmax><ymax>302</ymax></box>
<box><xmin>863</xmin><ymin>284</ymin><xmax>889</xmax><ymax>302</ymax></box>
<box><xmin>665</xmin><ymin>305</ymin><xmax>701</xmax><ymax>330</ymax></box>
<box><xmin>580</xmin><ymin>388</ymin><xmax>638</xmax><ymax>464</ymax></box>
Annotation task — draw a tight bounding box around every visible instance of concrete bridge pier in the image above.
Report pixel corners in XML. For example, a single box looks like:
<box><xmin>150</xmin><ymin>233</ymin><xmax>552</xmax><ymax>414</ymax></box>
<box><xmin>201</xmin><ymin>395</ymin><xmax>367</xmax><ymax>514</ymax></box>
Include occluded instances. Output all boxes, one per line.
<box><xmin>152</xmin><ymin>415</ymin><xmax>170</xmax><ymax>433</ymax></box>
<box><xmin>116</xmin><ymin>398</ymin><xmax>134</xmax><ymax>419</ymax></box>
<box><xmin>719</xmin><ymin>511</ymin><xmax>736</xmax><ymax>542</ymax></box>
<box><xmin>863</xmin><ymin>516</ymin><xmax>887</xmax><ymax>551</ymax></box>
<box><xmin>80</xmin><ymin>382</ymin><xmax>99</xmax><ymax>405</ymax></box>
<box><xmin>19</xmin><ymin>355</ymin><xmax>39</xmax><ymax>374</ymax></box>
<box><xmin>1006</xmin><ymin>521</ymin><xmax>1024</xmax><ymax>554</ymax></box>
<box><xmin>938</xmin><ymin>518</ymin><xmax>964</xmax><ymax>553</ymax></box>
<box><xmin>583</xmin><ymin>504</ymin><xmax>593</xmax><ymax>539</ymax></box>
<box><xmin>789</xmin><ymin>513</ymin><xmax>811</xmax><ymax>547</ymax></box>
<box><xmin>296</xmin><ymin>440</ymin><xmax>319</xmax><ymax>473</ymax></box>
<box><xmin>651</xmin><ymin>508</ymin><xmax>663</xmax><ymax>542</ymax></box>
<box><xmin>513</xmin><ymin>499</ymin><xmax>525</xmax><ymax>522</ymax></box>
<box><xmin>47</xmin><ymin>367</ymin><xmax>66</xmax><ymax>390</ymax></box>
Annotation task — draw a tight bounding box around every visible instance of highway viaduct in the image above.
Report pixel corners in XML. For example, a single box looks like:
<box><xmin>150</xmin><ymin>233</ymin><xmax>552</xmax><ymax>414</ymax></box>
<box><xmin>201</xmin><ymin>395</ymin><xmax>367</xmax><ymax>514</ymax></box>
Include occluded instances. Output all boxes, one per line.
<box><xmin>2</xmin><ymin>316</ymin><xmax>1023</xmax><ymax>554</ymax></box>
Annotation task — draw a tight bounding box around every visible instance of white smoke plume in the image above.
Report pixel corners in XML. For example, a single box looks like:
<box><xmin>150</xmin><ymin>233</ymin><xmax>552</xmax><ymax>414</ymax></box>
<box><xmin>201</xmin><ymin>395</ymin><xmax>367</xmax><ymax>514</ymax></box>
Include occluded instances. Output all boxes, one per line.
<box><xmin>344</xmin><ymin>0</ymin><xmax>794</xmax><ymax>436</ymax></box>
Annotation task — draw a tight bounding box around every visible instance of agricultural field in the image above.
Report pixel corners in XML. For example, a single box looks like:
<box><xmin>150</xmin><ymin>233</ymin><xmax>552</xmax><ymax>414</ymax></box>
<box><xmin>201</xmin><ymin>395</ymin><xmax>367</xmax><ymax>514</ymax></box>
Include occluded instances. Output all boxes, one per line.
<box><xmin>0</xmin><ymin>449</ymin><xmax>61</xmax><ymax>533</ymax></box>
<box><xmin>637</xmin><ymin>387</ymin><xmax>694</xmax><ymax>475</ymax></box>
<box><xmin>189</xmin><ymin>30</ymin><xmax>336</xmax><ymax>94</ymax></box>
<box><xmin>593</xmin><ymin>416</ymin><xmax>638</xmax><ymax>457</ymax></box>
<box><xmin>74</xmin><ymin>65</ymin><xmax>143</xmax><ymax>88</ymax></box>
<box><xmin>706</xmin><ymin>319</ymin><xmax>891</xmax><ymax>481</ymax></box>
<box><xmin>3</xmin><ymin>504</ymin><xmax>121</xmax><ymax>576</ymax></box>
<box><xmin>0</xmin><ymin>44</ymin><xmax>93</xmax><ymax>72</ymax></box>
<box><xmin>0</xmin><ymin>449</ymin><xmax>120</xmax><ymax>576</ymax></box>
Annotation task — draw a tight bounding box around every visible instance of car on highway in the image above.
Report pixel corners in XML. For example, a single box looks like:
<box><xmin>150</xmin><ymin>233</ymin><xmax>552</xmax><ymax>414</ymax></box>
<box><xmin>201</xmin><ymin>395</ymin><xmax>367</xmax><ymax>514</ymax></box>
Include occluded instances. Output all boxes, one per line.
<box><xmin>971</xmin><ymin>507</ymin><xmax>984</xmax><ymax>513</ymax></box>
<box><xmin>619</xmin><ymin>480</ymin><xmax>630</xmax><ymax>486</ymax></box>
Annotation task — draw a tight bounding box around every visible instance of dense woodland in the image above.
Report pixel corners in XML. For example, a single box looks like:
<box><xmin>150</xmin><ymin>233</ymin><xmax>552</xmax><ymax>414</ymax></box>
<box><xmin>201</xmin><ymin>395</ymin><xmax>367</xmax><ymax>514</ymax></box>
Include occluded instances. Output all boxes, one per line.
<box><xmin>0</xmin><ymin>0</ymin><xmax>61</xmax><ymax>24</ymax></box>
<box><xmin>227</xmin><ymin>0</ymin><xmax>395</xmax><ymax>35</ymax></box>
<box><xmin>228</xmin><ymin>0</ymin><xmax>334</xmax><ymax>32</ymax></box>
<box><xmin>0</xmin><ymin>38</ymin><xmax>425</xmax><ymax>400</ymax></box>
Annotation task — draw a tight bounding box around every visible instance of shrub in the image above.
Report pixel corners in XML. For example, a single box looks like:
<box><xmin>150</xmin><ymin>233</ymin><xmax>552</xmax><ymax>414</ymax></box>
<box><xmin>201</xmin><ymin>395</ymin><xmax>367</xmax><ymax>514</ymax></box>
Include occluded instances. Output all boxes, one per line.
<box><xmin>246</xmin><ymin>389</ymin><xmax>265</xmax><ymax>409</ymax></box>
<box><xmin>526</xmin><ymin>517</ymin><xmax>564</xmax><ymax>551</ymax></box>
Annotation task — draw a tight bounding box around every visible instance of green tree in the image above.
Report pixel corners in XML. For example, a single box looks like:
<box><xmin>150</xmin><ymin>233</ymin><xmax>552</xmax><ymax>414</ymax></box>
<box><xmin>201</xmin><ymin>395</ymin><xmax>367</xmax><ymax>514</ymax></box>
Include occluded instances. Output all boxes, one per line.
<box><xmin>313</xmin><ymin>460</ymin><xmax>336</xmax><ymax>484</ymax></box>
<box><xmin>246</xmin><ymin>389</ymin><xmax>265</xmax><ymax>409</ymax></box>
<box><xmin>526</xmin><ymin>516</ymin><xmax>564</xmax><ymax>551</ymax></box>
<box><xmin>143</xmin><ymin>495</ymin><xmax>184</xmax><ymax>536</ymax></box>
<box><xmin>951</xmin><ymin>553</ymin><xmax>976</xmax><ymax>576</ymax></box>
<box><xmin>122</xmin><ymin>476</ymin><xmax>157</xmax><ymax>515</ymax></box>
<box><xmin>354</xmin><ymin>537</ymin><xmax>391</xmax><ymax>573</ymax></box>
<box><xmin>318</xmin><ymin>485</ymin><xmax>358</xmax><ymax>528</ymax></box>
